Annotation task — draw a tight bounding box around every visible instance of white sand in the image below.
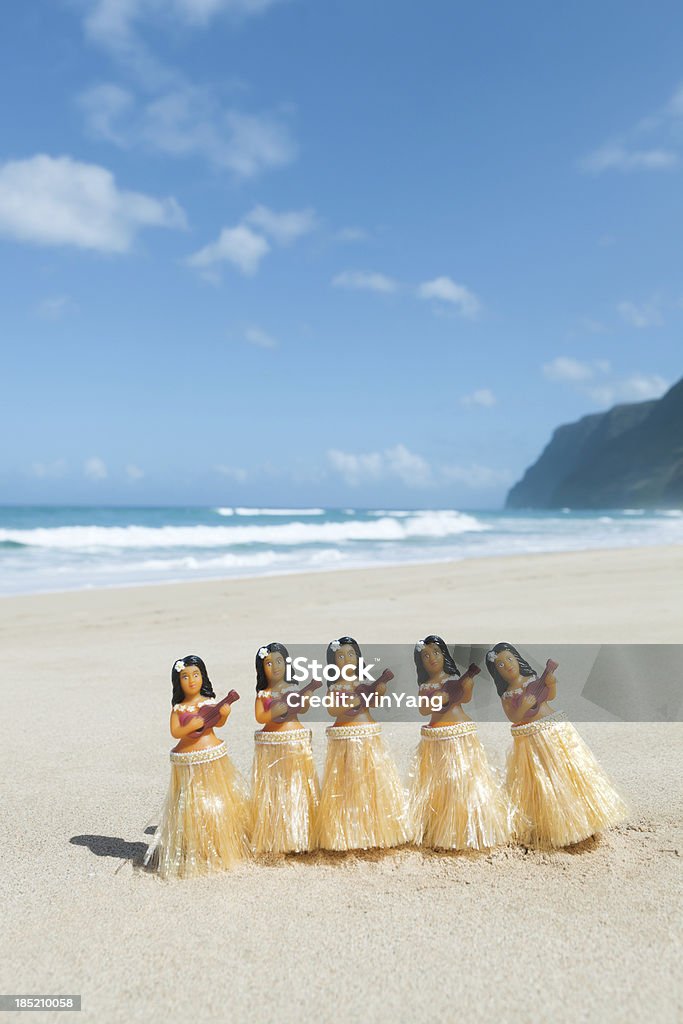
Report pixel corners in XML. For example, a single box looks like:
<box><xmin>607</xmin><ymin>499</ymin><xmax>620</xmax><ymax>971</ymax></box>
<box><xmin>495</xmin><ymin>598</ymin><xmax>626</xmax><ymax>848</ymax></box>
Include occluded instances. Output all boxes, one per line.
<box><xmin>1</xmin><ymin>546</ymin><xmax>681</xmax><ymax>1023</ymax></box>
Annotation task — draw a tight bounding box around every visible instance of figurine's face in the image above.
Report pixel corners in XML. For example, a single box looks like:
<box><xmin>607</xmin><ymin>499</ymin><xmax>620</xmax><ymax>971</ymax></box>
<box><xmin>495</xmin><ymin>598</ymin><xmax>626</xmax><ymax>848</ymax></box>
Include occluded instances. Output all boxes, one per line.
<box><xmin>334</xmin><ymin>643</ymin><xmax>358</xmax><ymax>680</ymax></box>
<box><xmin>178</xmin><ymin>663</ymin><xmax>203</xmax><ymax>699</ymax></box>
<box><xmin>492</xmin><ymin>649</ymin><xmax>520</xmax><ymax>684</ymax></box>
<box><xmin>262</xmin><ymin>650</ymin><xmax>286</xmax><ymax>685</ymax></box>
<box><xmin>421</xmin><ymin>643</ymin><xmax>444</xmax><ymax>676</ymax></box>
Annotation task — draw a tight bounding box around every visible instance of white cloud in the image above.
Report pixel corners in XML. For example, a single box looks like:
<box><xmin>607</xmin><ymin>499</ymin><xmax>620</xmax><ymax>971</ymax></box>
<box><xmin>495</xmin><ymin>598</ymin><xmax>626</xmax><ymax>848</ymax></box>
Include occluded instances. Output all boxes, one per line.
<box><xmin>245</xmin><ymin>325</ymin><xmax>277</xmax><ymax>349</ymax></box>
<box><xmin>187</xmin><ymin>224</ymin><xmax>269</xmax><ymax>275</ymax></box>
<box><xmin>245</xmin><ymin>204</ymin><xmax>316</xmax><ymax>244</ymax></box>
<box><xmin>216</xmin><ymin>464</ymin><xmax>248</xmax><ymax>482</ymax></box>
<box><xmin>328</xmin><ymin>446</ymin><xmax>505</xmax><ymax>491</ymax></box>
<box><xmin>327</xmin><ymin>445</ymin><xmax>432</xmax><ymax>488</ymax></box>
<box><xmin>36</xmin><ymin>295</ymin><xmax>78</xmax><ymax>320</ymax></box>
<box><xmin>543</xmin><ymin>356</ymin><xmax>596</xmax><ymax>382</ymax></box>
<box><xmin>332</xmin><ymin>270</ymin><xmax>398</xmax><ymax>294</ymax></box>
<box><xmin>187</xmin><ymin>205</ymin><xmax>315</xmax><ymax>278</ymax></box>
<box><xmin>125</xmin><ymin>464</ymin><xmax>144</xmax><ymax>480</ymax></box>
<box><xmin>84</xmin><ymin>0</ymin><xmax>283</xmax><ymax>52</ymax></box>
<box><xmin>84</xmin><ymin>456</ymin><xmax>108</xmax><ymax>480</ymax></box>
<box><xmin>417</xmin><ymin>276</ymin><xmax>481</xmax><ymax>319</ymax></box>
<box><xmin>587</xmin><ymin>374</ymin><xmax>669</xmax><ymax>405</ymax></box>
<box><xmin>579</xmin><ymin>145</ymin><xmax>678</xmax><ymax>173</ymax></box>
<box><xmin>80</xmin><ymin>83</ymin><xmax>297</xmax><ymax>178</ymax></box>
<box><xmin>579</xmin><ymin>82</ymin><xmax>683</xmax><ymax>174</ymax></box>
<box><xmin>335</xmin><ymin>226</ymin><xmax>369</xmax><ymax>243</ymax></box>
<box><xmin>0</xmin><ymin>154</ymin><xmax>185</xmax><ymax>253</ymax></box>
<box><xmin>460</xmin><ymin>388</ymin><xmax>496</xmax><ymax>408</ymax></box>
<box><xmin>617</xmin><ymin>300</ymin><xmax>663</xmax><ymax>329</ymax></box>
<box><xmin>28</xmin><ymin>460</ymin><xmax>67</xmax><ymax>479</ymax></box>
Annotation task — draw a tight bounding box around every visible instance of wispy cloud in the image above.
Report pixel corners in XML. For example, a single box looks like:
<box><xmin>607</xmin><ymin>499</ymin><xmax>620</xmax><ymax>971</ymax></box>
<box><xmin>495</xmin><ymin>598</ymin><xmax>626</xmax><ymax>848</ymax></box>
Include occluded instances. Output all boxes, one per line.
<box><xmin>216</xmin><ymin>463</ymin><xmax>248</xmax><ymax>482</ymax></box>
<box><xmin>187</xmin><ymin>204</ymin><xmax>315</xmax><ymax>278</ymax></box>
<box><xmin>579</xmin><ymin>83</ymin><xmax>683</xmax><ymax>174</ymax></box>
<box><xmin>328</xmin><ymin>445</ymin><xmax>432</xmax><ymax>487</ymax></box>
<box><xmin>79</xmin><ymin>83</ymin><xmax>297</xmax><ymax>178</ymax></box>
<box><xmin>84</xmin><ymin>456</ymin><xmax>108</xmax><ymax>480</ymax></box>
<box><xmin>244</xmin><ymin>204</ymin><xmax>316</xmax><ymax>244</ymax></box>
<box><xmin>327</xmin><ymin>445</ymin><xmax>504</xmax><ymax>490</ymax></box>
<box><xmin>542</xmin><ymin>356</ymin><xmax>668</xmax><ymax>407</ymax></box>
<box><xmin>245</xmin><ymin>325</ymin><xmax>278</xmax><ymax>349</ymax></box>
<box><xmin>0</xmin><ymin>154</ymin><xmax>185</xmax><ymax>253</ymax></box>
<box><xmin>125</xmin><ymin>463</ymin><xmax>145</xmax><ymax>480</ymax></box>
<box><xmin>335</xmin><ymin>226</ymin><xmax>370</xmax><ymax>243</ymax></box>
<box><xmin>617</xmin><ymin>299</ymin><xmax>663</xmax><ymax>329</ymax></box>
<box><xmin>417</xmin><ymin>276</ymin><xmax>481</xmax><ymax>319</ymax></box>
<box><xmin>36</xmin><ymin>295</ymin><xmax>79</xmax><ymax>320</ymax></box>
<box><xmin>543</xmin><ymin>356</ymin><xmax>598</xmax><ymax>382</ymax></box>
<box><xmin>460</xmin><ymin>388</ymin><xmax>496</xmax><ymax>408</ymax></box>
<box><xmin>27</xmin><ymin>459</ymin><xmax>68</xmax><ymax>479</ymax></box>
<box><xmin>187</xmin><ymin>224</ymin><xmax>269</xmax><ymax>277</ymax></box>
<box><xmin>586</xmin><ymin>374</ymin><xmax>669</xmax><ymax>405</ymax></box>
<box><xmin>332</xmin><ymin>270</ymin><xmax>398</xmax><ymax>294</ymax></box>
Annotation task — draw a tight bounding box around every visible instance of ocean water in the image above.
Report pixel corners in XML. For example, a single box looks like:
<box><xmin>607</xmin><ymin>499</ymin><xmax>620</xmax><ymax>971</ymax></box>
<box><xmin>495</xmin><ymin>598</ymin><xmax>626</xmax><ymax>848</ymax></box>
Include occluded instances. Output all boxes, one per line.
<box><xmin>0</xmin><ymin>505</ymin><xmax>681</xmax><ymax>596</ymax></box>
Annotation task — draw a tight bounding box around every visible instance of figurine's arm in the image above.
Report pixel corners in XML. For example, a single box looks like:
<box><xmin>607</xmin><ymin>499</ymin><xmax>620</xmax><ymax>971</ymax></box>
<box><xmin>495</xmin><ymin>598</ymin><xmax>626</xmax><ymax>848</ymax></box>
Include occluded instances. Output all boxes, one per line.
<box><xmin>502</xmin><ymin>693</ymin><xmax>537</xmax><ymax>724</ymax></box>
<box><xmin>216</xmin><ymin>703</ymin><xmax>231</xmax><ymax>727</ymax></box>
<box><xmin>418</xmin><ymin>686</ymin><xmax>442</xmax><ymax>715</ymax></box>
<box><xmin>459</xmin><ymin>675</ymin><xmax>475</xmax><ymax>704</ymax></box>
<box><xmin>326</xmin><ymin>686</ymin><xmax>360</xmax><ymax>719</ymax></box>
<box><xmin>169</xmin><ymin>710</ymin><xmax>205</xmax><ymax>739</ymax></box>
<box><xmin>254</xmin><ymin>696</ymin><xmax>288</xmax><ymax>725</ymax></box>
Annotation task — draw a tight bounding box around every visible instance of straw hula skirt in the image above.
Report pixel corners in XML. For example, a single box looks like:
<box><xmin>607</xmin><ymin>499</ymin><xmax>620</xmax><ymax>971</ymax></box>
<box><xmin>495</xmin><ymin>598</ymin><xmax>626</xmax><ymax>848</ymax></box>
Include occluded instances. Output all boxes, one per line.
<box><xmin>508</xmin><ymin>713</ymin><xmax>627</xmax><ymax>849</ymax></box>
<box><xmin>144</xmin><ymin>742</ymin><xmax>250</xmax><ymax>878</ymax></box>
<box><xmin>313</xmin><ymin>723</ymin><xmax>409</xmax><ymax>851</ymax></box>
<box><xmin>250</xmin><ymin>728</ymin><xmax>320</xmax><ymax>854</ymax></box>
<box><xmin>410</xmin><ymin>722</ymin><xmax>511</xmax><ymax>851</ymax></box>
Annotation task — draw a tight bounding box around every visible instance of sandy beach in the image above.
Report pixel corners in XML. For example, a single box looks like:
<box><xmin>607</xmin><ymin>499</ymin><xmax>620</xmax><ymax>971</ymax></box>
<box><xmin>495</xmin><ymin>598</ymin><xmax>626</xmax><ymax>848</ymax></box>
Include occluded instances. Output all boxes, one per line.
<box><xmin>1</xmin><ymin>545</ymin><xmax>682</xmax><ymax>1023</ymax></box>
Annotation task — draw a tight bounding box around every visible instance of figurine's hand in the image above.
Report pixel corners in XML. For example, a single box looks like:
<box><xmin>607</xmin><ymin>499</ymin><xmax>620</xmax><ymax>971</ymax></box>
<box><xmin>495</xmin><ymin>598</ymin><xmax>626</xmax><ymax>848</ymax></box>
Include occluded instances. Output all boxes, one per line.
<box><xmin>218</xmin><ymin>704</ymin><xmax>230</xmax><ymax>719</ymax></box>
<box><xmin>522</xmin><ymin>694</ymin><xmax>537</xmax><ymax>710</ymax></box>
<box><xmin>189</xmin><ymin>716</ymin><xmax>205</xmax><ymax>731</ymax></box>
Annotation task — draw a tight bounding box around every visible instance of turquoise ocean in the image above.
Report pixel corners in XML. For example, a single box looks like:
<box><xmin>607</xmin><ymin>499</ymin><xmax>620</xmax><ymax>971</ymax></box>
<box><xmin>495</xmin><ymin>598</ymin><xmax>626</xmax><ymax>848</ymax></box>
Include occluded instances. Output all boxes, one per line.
<box><xmin>0</xmin><ymin>505</ymin><xmax>681</xmax><ymax>595</ymax></box>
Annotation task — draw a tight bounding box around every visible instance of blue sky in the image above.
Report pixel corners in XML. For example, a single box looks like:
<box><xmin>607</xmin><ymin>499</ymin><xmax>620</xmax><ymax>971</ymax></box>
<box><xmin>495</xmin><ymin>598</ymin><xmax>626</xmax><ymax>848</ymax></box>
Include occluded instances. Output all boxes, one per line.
<box><xmin>1</xmin><ymin>0</ymin><xmax>681</xmax><ymax>507</ymax></box>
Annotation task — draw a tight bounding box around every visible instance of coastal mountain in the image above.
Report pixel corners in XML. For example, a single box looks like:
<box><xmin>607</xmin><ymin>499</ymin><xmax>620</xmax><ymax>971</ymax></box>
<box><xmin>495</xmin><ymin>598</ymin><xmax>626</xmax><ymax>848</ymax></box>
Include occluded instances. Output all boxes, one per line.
<box><xmin>506</xmin><ymin>376</ymin><xmax>683</xmax><ymax>509</ymax></box>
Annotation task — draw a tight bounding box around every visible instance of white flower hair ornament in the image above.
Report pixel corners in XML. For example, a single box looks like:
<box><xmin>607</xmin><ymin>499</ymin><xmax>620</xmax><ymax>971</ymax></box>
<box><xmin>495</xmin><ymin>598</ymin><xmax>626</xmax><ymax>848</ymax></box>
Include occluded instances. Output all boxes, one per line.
<box><xmin>258</xmin><ymin>647</ymin><xmax>270</xmax><ymax>660</ymax></box>
<box><xmin>174</xmin><ymin>660</ymin><xmax>185</xmax><ymax>673</ymax></box>
<box><xmin>486</xmin><ymin>650</ymin><xmax>497</xmax><ymax>663</ymax></box>
<box><xmin>415</xmin><ymin>640</ymin><xmax>425</xmax><ymax>652</ymax></box>
<box><xmin>329</xmin><ymin>640</ymin><xmax>341</xmax><ymax>652</ymax></box>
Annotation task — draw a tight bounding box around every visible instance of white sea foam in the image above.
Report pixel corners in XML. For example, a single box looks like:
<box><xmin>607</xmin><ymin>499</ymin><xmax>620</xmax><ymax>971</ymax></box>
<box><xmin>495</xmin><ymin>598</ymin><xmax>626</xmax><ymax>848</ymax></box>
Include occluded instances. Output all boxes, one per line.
<box><xmin>0</xmin><ymin>510</ymin><xmax>487</xmax><ymax>550</ymax></box>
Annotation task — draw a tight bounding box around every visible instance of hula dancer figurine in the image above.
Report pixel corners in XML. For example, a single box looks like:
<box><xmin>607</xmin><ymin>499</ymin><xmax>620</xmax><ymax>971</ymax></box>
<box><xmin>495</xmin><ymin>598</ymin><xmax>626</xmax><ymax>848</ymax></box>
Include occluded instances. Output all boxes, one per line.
<box><xmin>313</xmin><ymin>636</ymin><xmax>408</xmax><ymax>851</ymax></box>
<box><xmin>409</xmin><ymin>636</ymin><xmax>510</xmax><ymax>851</ymax></box>
<box><xmin>486</xmin><ymin>642</ymin><xmax>627</xmax><ymax>849</ymax></box>
<box><xmin>144</xmin><ymin>655</ymin><xmax>250</xmax><ymax>878</ymax></box>
<box><xmin>251</xmin><ymin>642</ymin><xmax>320</xmax><ymax>855</ymax></box>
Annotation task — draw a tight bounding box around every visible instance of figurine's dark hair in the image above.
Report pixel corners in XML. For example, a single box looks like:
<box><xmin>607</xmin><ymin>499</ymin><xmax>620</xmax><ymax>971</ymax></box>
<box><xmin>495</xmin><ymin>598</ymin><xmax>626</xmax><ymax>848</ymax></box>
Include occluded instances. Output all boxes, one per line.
<box><xmin>255</xmin><ymin>642</ymin><xmax>291</xmax><ymax>691</ymax></box>
<box><xmin>414</xmin><ymin>635</ymin><xmax>460</xmax><ymax>685</ymax></box>
<box><xmin>485</xmin><ymin>642</ymin><xmax>536</xmax><ymax>698</ymax></box>
<box><xmin>325</xmin><ymin>636</ymin><xmax>362</xmax><ymax>686</ymax></box>
<box><xmin>171</xmin><ymin>655</ymin><xmax>215</xmax><ymax>705</ymax></box>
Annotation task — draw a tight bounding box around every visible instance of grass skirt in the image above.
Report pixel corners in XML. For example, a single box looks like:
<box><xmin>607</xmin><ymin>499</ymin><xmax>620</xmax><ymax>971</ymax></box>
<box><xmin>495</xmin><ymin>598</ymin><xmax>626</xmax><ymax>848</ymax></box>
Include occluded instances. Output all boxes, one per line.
<box><xmin>144</xmin><ymin>742</ymin><xmax>250</xmax><ymax>878</ymax></box>
<box><xmin>508</xmin><ymin>713</ymin><xmax>628</xmax><ymax>849</ymax></box>
<box><xmin>409</xmin><ymin>722</ymin><xmax>511</xmax><ymax>851</ymax></box>
<box><xmin>313</xmin><ymin>723</ymin><xmax>409</xmax><ymax>851</ymax></box>
<box><xmin>250</xmin><ymin>729</ymin><xmax>320</xmax><ymax>854</ymax></box>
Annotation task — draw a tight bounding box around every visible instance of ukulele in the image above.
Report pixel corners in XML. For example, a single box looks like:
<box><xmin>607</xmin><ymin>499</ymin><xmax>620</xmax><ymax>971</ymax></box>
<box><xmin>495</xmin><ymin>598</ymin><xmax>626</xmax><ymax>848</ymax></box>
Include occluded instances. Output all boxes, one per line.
<box><xmin>436</xmin><ymin>663</ymin><xmax>481</xmax><ymax>709</ymax></box>
<box><xmin>272</xmin><ymin>679</ymin><xmax>323</xmax><ymax>721</ymax></box>
<box><xmin>189</xmin><ymin>690</ymin><xmax>240</xmax><ymax>733</ymax></box>
<box><xmin>343</xmin><ymin>668</ymin><xmax>394</xmax><ymax>717</ymax></box>
<box><xmin>520</xmin><ymin>659</ymin><xmax>558</xmax><ymax>718</ymax></box>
